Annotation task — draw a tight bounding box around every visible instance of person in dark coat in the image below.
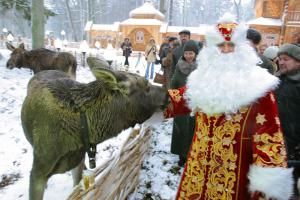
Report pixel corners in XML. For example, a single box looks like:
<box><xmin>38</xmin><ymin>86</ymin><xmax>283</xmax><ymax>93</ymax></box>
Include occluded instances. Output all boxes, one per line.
<box><xmin>170</xmin><ymin>29</ymin><xmax>191</xmax><ymax>79</ymax></box>
<box><xmin>275</xmin><ymin>43</ymin><xmax>300</xmax><ymax>196</ymax></box>
<box><xmin>158</xmin><ymin>36</ymin><xmax>170</xmax><ymax>59</ymax></box>
<box><xmin>120</xmin><ymin>38</ymin><xmax>132</xmax><ymax>66</ymax></box>
<box><xmin>170</xmin><ymin>40</ymin><xmax>199</xmax><ymax>166</ymax></box>
<box><xmin>246</xmin><ymin>28</ymin><xmax>275</xmax><ymax>74</ymax></box>
<box><xmin>160</xmin><ymin>37</ymin><xmax>178</xmax><ymax>88</ymax></box>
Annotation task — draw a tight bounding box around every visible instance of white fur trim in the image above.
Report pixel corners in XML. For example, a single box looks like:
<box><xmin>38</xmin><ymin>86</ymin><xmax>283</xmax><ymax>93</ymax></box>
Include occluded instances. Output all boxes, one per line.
<box><xmin>205</xmin><ymin>26</ymin><xmax>225</xmax><ymax>47</ymax></box>
<box><xmin>248</xmin><ymin>165</ymin><xmax>294</xmax><ymax>200</ymax></box>
<box><xmin>218</xmin><ymin>12</ymin><xmax>237</xmax><ymax>23</ymax></box>
<box><xmin>231</xmin><ymin>23</ymin><xmax>249</xmax><ymax>46</ymax></box>
<box><xmin>185</xmin><ymin>36</ymin><xmax>279</xmax><ymax>115</ymax></box>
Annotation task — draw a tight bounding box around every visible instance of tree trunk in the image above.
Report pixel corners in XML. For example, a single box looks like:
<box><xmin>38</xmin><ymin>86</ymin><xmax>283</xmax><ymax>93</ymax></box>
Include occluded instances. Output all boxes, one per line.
<box><xmin>233</xmin><ymin>0</ymin><xmax>242</xmax><ymax>22</ymax></box>
<box><xmin>87</xmin><ymin>0</ymin><xmax>93</xmax><ymax>21</ymax></box>
<box><xmin>159</xmin><ymin>0</ymin><xmax>166</xmax><ymax>15</ymax></box>
<box><xmin>31</xmin><ymin>0</ymin><xmax>44</xmax><ymax>49</ymax></box>
<box><xmin>169</xmin><ymin>0</ymin><xmax>173</xmax><ymax>25</ymax></box>
<box><xmin>65</xmin><ymin>0</ymin><xmax>78</xmax><ymax>42</ymax></box>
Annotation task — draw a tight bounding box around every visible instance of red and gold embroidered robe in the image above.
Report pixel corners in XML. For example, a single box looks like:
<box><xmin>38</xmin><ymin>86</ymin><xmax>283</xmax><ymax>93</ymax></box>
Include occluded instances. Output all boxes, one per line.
<box><xmin>165</xmin><ymin>86</ymin><xmax>291</xmax><ymax>200</ymax></box>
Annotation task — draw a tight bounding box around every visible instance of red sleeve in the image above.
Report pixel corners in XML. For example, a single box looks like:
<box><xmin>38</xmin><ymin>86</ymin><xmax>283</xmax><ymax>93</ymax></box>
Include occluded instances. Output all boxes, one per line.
<box><xmin>251</xmin><ymin>92</ymin><xmax>288</xmax><ymax>167</ymax></box>
<box><xmin>164</xmin><ymin>86</ymin><xmax>191</xmax><ymax>118</ymax></box>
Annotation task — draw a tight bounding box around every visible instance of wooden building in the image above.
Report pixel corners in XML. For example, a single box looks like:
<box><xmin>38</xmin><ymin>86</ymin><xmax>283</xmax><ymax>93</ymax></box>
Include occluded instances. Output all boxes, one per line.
<box><xmin>84</xmin><ymin>0</ymin><xmax>205</xmax><ymax>51</ymax></box>
<box><xmin>248</xmin><ymin>0</ymin><xmax>300</xmax><ymax>46</ymax></box>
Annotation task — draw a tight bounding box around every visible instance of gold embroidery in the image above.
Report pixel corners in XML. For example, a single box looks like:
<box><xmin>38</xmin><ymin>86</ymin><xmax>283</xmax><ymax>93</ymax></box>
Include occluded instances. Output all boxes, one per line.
<box><xmin>254</xmin><ymin>132</ymin><xmax>287</xmax><ymax>167</ymax></box>
<box><xmin>233</xmin><ymin>114</ymin><xmax>243</xmax><ymax>122</ymax></box>
<box><xmin>256</xmin><ymin>113</ymin><xmax>267</xmax><ymax>125</ymax></box>
<box><xmin>180</xmin><ymin>112</ymin><xmax>241</xmax><ymax>199</ymax></box>
<box><xmin>168</xmin><ymin>89</ymin><xmax>182</xmax><ymax>103</ymax></box>
<box><xmin>238</xmin><ymin>107</ymin><xmax>248</xmax><ymax>114</ymax></box>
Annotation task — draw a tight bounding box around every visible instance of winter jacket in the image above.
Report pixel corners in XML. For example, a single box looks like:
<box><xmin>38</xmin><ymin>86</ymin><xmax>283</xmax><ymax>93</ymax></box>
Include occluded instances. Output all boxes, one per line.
<box><xmin>275</xmin><ymin>71</ymin><xmax>300</xmax><ymax>161</ymax></box>
<box><xmin>170</xmin><ymin>58</ymin><xmax>197</xmax><ymax>89</ymax></box>
<box><xmin>171</xmin><ymin>44</ymin><xmax>185</xmax><ymax>79</ymax></box>
<box><xmin>161</xmin><ymin>47</ymin><xmax>173</xmax><ymax>89</ymax></box>
<box><xmin>145</xmin><ymin>44</ymin><xmax>157</xmax><ymax>63</ymax></box>
<box><xmin>170</xmin><ymin>58</ymin><xmax>197</xmax><ymax>158</ymax></box>
<box><xmin>121</xmin><ymin>42</ymin><xmax>132</xmax><ymax>57</ymax></box>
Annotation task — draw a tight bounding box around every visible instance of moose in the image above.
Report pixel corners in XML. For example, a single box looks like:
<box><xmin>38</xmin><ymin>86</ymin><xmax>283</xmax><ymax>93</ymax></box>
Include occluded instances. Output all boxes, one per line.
<box><xmin>6</xmin><ymin>42</ymin><xmax>77</xmax><ymax>79</ymax></box>
<box><xmin>21</xmin><ymin>68</ymin><xmax>167</xmax><ymax>200</ymax></box>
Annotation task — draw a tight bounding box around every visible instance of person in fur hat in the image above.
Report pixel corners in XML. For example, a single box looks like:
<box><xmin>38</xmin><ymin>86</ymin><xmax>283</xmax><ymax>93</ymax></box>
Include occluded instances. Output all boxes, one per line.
<box><xmin>170</xmin><ymin>40</ymin><xmax>199</xmax><ymax>167</ymax></box>
<box><xmin>164</xmin><ymin>13</ymin><xmax>293</xmax><ymax>200</ymax></box>
<box><xmin>275</xmin><ymin>43</ymin><xmax>300</xmax><ymax>197</ymax></box>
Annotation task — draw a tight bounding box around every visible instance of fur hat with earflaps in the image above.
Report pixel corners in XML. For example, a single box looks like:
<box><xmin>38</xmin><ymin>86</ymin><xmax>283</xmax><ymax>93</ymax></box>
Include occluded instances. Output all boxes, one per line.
<box><xmin>263</xmin><ymin>46</ymin><xmax>279</xmax><ymax>60</ymax></box>
<box><xmin>278</xmin><ymin>43</ymin><xmax>300</xmax><ymax>61</ymax></box>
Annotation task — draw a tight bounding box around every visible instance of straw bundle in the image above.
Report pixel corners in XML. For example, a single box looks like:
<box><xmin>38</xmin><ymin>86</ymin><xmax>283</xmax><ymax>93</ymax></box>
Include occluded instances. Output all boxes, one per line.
<box><xmin>67</xmin><ymin>124</ymin><xmax>151</xmax><ymax>200</ymax></box>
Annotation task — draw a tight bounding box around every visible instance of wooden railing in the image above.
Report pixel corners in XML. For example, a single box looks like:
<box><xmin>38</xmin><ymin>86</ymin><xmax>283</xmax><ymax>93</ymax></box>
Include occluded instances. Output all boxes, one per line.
<box><xmin>67</xmin><ymin>125</ymin><xmax>152</xmax><ymax>200</ymax></box>
<box><xmin>286</xmin><ymin>11</ymin><xmax>300</xmax><ymax>22</ymax></box>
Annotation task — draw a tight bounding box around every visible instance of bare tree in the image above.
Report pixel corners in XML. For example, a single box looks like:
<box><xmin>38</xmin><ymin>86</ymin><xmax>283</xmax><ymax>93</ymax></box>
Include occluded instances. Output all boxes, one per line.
<box><xmin>159</xmin><ymin>0</ymin><xmax>166</xmax><ymax>15</ymax></box>
<box><xmin>169</xmin><ymin>0</ymin><xmax>174</xmax><ymax>25</ymax></box>
<box><xmin>65</xmin><ymin>0</ymin><xmax>78</xmax><ymax>41</ymax></box>
<box><xmin>32</xmin><ymin>0</ymin><xmax>45</xmax><ymax>49</ymax></box>
<box><xmin>233</xmin><ymin>0</ymin><xmax>242</xmax><ymax>22</ymax></box>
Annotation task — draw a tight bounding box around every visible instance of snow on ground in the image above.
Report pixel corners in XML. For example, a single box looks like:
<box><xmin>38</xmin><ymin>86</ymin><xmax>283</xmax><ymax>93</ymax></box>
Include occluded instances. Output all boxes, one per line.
<box><xmin>0</xmin><ymin>48</ymin><xmax>182</xmax><ymax>200</ymax></box>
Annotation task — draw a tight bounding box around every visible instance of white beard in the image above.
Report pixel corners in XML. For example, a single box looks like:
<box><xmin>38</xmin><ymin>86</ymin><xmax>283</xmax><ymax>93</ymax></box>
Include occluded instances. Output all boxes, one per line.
<box><xmin>185</xmin><ymin>42</ymin><xmax>280</xmax><ymax>115</ymax></box>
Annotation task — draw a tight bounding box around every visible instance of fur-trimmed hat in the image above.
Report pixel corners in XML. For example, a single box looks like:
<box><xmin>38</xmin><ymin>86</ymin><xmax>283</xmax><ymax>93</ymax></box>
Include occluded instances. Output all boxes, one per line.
<box><xmin>278</xmin><ymin>43</ymin><xmax>300</xmax><ymax>61</ymax></box>
<box><xmin>183</xmin><ymin>40</ymin><xmax>199</xmax><ymax>55</ymax></box>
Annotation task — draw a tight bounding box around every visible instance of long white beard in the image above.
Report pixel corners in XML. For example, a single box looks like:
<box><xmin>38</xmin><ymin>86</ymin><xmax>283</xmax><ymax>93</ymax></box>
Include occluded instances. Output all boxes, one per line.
<box><xmin>185</xmin><ymin>43</ymin><xmax>279</xmax><ymax>115</ymax></box>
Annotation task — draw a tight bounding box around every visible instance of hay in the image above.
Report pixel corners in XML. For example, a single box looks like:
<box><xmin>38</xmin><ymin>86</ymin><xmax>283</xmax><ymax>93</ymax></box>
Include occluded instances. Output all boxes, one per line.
<box><xmin>67</xmin><ymin>124</ymin><xmax>152</xmax><ymax>200</ymax></box>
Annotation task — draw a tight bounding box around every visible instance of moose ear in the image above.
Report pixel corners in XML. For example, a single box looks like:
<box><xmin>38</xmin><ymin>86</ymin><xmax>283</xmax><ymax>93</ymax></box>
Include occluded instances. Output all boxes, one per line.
<box><xmin>6</xmin><ymin>42</ymin><xmax>15</xmax><ymax>51</ymax></box>
<box><xmin>19</xmin><ymin>43</ymin><xmax>25</xmax><ymax>49</ymax></box>
<box><xmin>91</xmin><ymin>67</ymin><xmax>118</xmax><ymax>83</ymax></box>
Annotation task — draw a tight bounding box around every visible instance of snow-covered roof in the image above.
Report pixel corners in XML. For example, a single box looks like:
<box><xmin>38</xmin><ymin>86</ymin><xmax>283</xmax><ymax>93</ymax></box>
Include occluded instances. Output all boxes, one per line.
<box><xmin>247</xmin><ymin>17</ymin><xmax>282</xmax><ymax>26</ymax></box>
<box><xmin>163</xmin><ymin>25</ymin><xmax>208</xmax><ymax>35</ymax></box>
<box><xmin>129</xmin><ymin>1</ymin><xmax>164</xmax><ymax>21</ymax></box>
<box><xmin>159</xmin><ymin>23</ymin><xmax>168</xmax><ymax>33</ymax></box>
<box><xmin>120</xmin><ymin>18</ymin><xmax>163</xmax><ymax>26</ymax></box>
<box><xmin>84</xmin><ymin>21</ymin><xmax>93</xmax><ymax>31</ymax></box>
<box><xmin>85</xmin><ymin>22</ymin><xmax>120</xmax><ymax>32</ymax></box>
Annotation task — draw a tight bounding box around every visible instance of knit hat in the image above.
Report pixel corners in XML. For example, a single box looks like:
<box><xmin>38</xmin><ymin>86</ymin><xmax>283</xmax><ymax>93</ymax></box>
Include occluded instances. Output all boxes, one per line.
<box><xmin>278</xmin><ymin>43</ymin><xmax>300</xmax><ymax>61</ymax></box>
<box><xmin>183</xmin><ymin>40</ymin><xmax>199</xmax><ymax>55</ymax></box>
<box><xmin>263</xmin><ymin>46</ymin><xmax>279</xmax><ymax>60</ymax></box>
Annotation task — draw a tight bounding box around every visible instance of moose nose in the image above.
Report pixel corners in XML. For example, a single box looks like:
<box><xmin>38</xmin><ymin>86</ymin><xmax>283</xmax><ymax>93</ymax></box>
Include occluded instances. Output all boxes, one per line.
<box><xmin>6</xmin><ymin>60</ymin><xmax>12</xmax><ymax>69</ymax></box>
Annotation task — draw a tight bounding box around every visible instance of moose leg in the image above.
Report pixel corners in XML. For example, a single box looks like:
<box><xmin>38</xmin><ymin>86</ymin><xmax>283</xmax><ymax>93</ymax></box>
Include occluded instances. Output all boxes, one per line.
<box><xmin>29</xmin><ymin>161</ymin><xmax>48</xmax><ymax>200</ymax></box>
<box><xmin>71</xmin><ymin>158</ymin><xmax>85</xmax><ymax>186</ymax></box>
<box><xmin>68</xmin><ymin>66</ymin><xmax>76</xmax><ymax>80</ymax></box>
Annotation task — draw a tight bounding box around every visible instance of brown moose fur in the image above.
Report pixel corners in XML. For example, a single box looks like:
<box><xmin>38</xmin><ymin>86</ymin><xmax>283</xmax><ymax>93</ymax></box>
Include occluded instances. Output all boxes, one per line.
<box><xmin>6</xmin><ymin>42</ymin><xmax>77</xmax><ymax>79</ymax></box>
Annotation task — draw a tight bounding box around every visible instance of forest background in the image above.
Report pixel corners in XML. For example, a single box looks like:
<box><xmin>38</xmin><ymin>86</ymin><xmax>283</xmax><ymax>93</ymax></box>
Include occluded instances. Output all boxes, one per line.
<box><xmin>0</xmin><ymin>0</ymin><xmax>255</xmax><ymax>43</ymax></box>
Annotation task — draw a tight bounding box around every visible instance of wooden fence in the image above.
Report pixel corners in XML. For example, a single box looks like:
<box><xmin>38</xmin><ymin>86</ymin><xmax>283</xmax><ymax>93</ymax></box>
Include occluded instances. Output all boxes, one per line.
<box><xmin>66</xmin><ymin>125</ymin><xmax>151</xmax><ymax>200</ymax></box>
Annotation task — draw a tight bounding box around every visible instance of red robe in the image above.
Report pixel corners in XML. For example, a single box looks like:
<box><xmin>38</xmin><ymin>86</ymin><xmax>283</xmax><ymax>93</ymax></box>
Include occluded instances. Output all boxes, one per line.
<box><xmin>165</xmin><ymin>86</ymin><xmax>292</xmax><ymax>200</ymax></box>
